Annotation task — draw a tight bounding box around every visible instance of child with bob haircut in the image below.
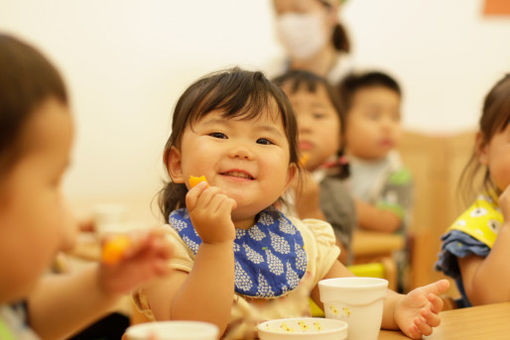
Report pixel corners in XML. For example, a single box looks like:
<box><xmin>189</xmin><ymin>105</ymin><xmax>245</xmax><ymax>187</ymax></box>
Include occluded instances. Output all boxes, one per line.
<box><xmin>134</xmin><ymin>67</ymin><xmax>449</xmax><ymax>339</ymax></box>
<box><xmin>0</xmin><ymin>34</ymin><xmax>173</xmax><ymax>339</ymax></box>
<box><xmin>436</xmin><ymin>74</ymin><xmax>510</xmax><ymax>308</ymax></box>
<box><xmin>273</xmin><ymin>69</ymin><xmax>355</xmax><ymax>264</ymax></box>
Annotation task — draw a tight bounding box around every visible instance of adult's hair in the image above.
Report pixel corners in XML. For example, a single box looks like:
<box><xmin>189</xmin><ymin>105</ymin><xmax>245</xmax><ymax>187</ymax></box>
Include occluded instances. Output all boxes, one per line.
<box><xmin>332</xmin><ymin>22</ymin><xmax>350</xmax><ymax>53</ymax></box>
<box><xmin>159</xmin><ymin>68</ymin><xmax>299</xmax><ymax>219</ymax></box>
<box><xmin>317</xmin><ymin>0</ymin><xmax>350</xmax><ymax>53</ymax></box>
<box><xmin>0</xmin><ymin>34</ymin><xmax>68</xmax><ymax>173</ymax></box>
<box><xmin>458</xmin><ymin>74</ymin><xmax>510</xmax><ymax>205</ymax></box>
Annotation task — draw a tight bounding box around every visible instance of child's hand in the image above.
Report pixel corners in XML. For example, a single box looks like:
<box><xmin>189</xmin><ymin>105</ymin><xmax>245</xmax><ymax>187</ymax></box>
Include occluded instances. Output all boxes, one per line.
<box><xmin>498</xmin><ymin>185</ymin><xmax>510</xmax><ymax>222</ymax></box>
<box><xmin>186</xmin><ymin>181</ymin><xmax>237</xmax><ymax>244</ymax></box>
<box><xmin>293</xmin><ymin>171</ymin><xmax>323</xmax><ymax>220</ymax></box>
<box><xmin>394</xmin><ymin>279</ymin><xmax>449</xmax><ymax>339</ymax></box>
<box><xmin>98</xmin><ymin>229</ymin><xmax>173</xmax><ymax>295</ymax></box>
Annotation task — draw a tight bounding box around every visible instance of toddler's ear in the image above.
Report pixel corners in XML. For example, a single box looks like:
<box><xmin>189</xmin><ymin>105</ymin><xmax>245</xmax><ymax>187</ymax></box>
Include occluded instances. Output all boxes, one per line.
<box><xmin>166</xmin><ymin>146</ymin><xmax>185</xmax><ymax>183</ymax></box>
<box><xmin>475</xmin><ymin>131</ymin><xmax>489</xmax><ymax>166</ymax></box>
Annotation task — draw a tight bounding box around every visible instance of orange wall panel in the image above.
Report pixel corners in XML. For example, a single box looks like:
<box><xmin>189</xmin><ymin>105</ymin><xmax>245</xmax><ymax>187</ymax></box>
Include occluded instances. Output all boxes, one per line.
<box><xmin>484</xmin><ymin>0</ymin><xmax>510</xmax><ymax>15</ymax></box>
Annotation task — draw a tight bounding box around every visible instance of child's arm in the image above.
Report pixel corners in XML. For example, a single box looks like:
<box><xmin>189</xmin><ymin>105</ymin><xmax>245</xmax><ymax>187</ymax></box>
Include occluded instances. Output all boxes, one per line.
<box><xmin>458</xmin><ymin>185</ymin><xmax>510</xmax><ymax>305</ymax></box>
<box><xmin>311</xmin><ymin>260</ymin><xmax>449</xmax><ymax>339</ymax></box>
<box><xmin>356</xmin><ymin>169</ymin><xmax>412</xmax><ymax>233</ymax></box>
<box><xmin>27</xmin><ymin>230</ymin><xmax>172</xmax><ymax>340</ymax></box>
<box><xmin>355</xmin><ymin>199</ymin><xmax>401</xmax><ymax>232</ymax></box>
<box><xmin>144</xmin><ymin>182</ymin><xmax>237</xmax><ymax>336</ymax></box>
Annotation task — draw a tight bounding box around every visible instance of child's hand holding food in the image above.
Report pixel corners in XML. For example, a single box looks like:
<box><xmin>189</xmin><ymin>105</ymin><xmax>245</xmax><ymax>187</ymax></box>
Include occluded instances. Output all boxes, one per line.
<box><xmin>99</xmin><ymin>229</ymin><xmax>173</xmax><ymax>295</ymax></box>
<box><xmin>186</xmin><ymin>176</ymin><xmax>237</xmax><ymax>244</ymax></box>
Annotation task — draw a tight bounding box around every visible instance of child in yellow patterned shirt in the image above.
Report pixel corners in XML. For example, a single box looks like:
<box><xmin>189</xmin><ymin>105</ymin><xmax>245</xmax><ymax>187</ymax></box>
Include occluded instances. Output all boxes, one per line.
<box><xmin>436</xmin><ymin>74</ymin><xmax>510</xmax><ymax>307</ymax></box>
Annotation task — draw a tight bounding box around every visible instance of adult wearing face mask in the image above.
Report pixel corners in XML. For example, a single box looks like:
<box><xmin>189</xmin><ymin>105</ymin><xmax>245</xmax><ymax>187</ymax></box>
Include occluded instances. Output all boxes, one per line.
<box><xmin>270</xmin><ymin>0</ymin><xmax>351</xmax><ymax>83</ymax></box>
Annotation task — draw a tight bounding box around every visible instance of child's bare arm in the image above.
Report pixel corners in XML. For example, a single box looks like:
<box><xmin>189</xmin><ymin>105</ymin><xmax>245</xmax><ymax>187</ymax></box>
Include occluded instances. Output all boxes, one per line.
<box><xmin>458</xmin><ymin>185</ymin><xmax>510</xmax><ymax>305</ymax></box>
<box><xmin>355</xmin><ymin>199</ymin><xmax>401</xmax><ymax>233</ymax></box>
<box><xmin>146</xmin><ymin>182</ymin><xmax>237</xmax><ymax>335</ymax></box>
<box><xmin>27</xmin><ymin>230</ymin><xmax>172</xmax><ymax>340</ymax></box>
<box><xmin>146</xmin><ymin>241</ymin><xmax>235</xmax><ymax>335</ymax></box>
<box><xmin>27</xmin><ymin>265</ymin><xmax>119</xmax><ymax>340</ymax></box>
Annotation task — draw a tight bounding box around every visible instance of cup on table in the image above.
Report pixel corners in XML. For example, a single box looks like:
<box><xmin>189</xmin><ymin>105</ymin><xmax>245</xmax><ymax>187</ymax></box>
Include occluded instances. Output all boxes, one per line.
<box><xmin>125</xmin><ymin>321</ymin><xmax>219</xmax><ymax>340</ymax></box>
<box><xmin>93</xmin><ymin>203</ymin><xmax>128</xmax><ymax>236</ymax></box>
<box><xmin>318</xmin><ymin>277</ymin><xmax>388</xmax><ymax>340</ymax></box>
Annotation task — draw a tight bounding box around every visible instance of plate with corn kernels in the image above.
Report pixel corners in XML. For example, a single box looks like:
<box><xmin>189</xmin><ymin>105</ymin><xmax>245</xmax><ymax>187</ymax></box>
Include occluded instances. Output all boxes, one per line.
<box><xmin>257</xmin><ymin>317</ymin><xmax>347</xmax><ymax>340</ymax></box>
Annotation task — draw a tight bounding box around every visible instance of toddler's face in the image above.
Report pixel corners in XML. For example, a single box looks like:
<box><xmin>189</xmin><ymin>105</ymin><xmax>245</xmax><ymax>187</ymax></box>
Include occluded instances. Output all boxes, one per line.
<box><xmin>0</xmin><ymin>98</ymin><xmax>77</xmax><ymax>303</ymax></box>
<box><xmin>345</xmin><ymin>86</ymin><xmax>401</xmax><ymax>160</ymax></box>
<box><xmin>479</xmin><ymin>123</ymin><xmax>510</xmax><ymax>192</ymax></box>
<box><xmin>169</xmin><ymin>106</ymin><xmax>296</xmax><ymax>226</ymax></box>
<box><xmin>284</xmin><ymin>85</ymin><xmax>341</xmax><ymax>171</ymax></box>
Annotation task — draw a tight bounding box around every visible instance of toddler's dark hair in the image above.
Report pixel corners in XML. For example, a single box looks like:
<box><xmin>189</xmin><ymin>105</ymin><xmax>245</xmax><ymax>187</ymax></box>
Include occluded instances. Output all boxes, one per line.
<box><xmin>338</xmin><ymin>71</ymin><xmax>401</xmax><ymax>112</ymax></box>
<box><xmin>0</xmin><ymin>34</ymin><xmax>68</xmax><ymax>173</ymax></box>
<box><xmin>159</xmin><ymin>68</ymin><xmax>299</xmax><ymax>219</ymax></box>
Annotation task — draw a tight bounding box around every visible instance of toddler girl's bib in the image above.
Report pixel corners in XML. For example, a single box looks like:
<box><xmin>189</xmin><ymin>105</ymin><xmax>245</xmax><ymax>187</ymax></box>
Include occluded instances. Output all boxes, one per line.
<box><xmin>169</xmin><ymin>207</ymin><xmax>308</xmax><ymax>298</ymax></box>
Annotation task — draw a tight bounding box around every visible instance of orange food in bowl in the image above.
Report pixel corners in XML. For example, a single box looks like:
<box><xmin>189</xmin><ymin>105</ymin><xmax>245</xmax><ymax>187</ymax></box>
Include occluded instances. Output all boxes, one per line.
<box><xmin>189</xmin><ymin>175</ymin><xmax>208</xmax><ymax>188</ymax></box>
<box><xmin>101</xmin><ymin>235</ymin><xmax>131</xmax><ymax>265</ymax></box>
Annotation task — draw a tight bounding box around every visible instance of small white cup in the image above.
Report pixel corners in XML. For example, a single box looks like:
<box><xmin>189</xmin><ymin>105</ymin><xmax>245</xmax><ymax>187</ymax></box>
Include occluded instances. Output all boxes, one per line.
<box><xmin>125</xmin><ymin>321</ymin><xmax>219</xmax><ymax>340</ymax></box>
<box><xmin>93</xmin><ymin>203</ymin><xmax>128</xmax><ymax>236</ymax></box>
<box><xmin>319</xmin><ymin>277</ymin><xmax>388</xmax><ymax>340</ymax></box>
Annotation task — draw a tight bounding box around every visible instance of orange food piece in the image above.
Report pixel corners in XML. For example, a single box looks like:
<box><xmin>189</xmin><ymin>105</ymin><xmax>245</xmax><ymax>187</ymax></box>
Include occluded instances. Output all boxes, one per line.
<box><xmin>101</xmin><ymin>235</ymin><xmax>131</xmax><ymax>265</ymax></box>
<box><xmin>299</xmin><ymin>153</ymin><xmax>309</xmax><ymax>167</ymax></box>
<box><xmin>189</xmin><ymin>175</ymin><xmax>208</xmax><ymax>188</ymax></box>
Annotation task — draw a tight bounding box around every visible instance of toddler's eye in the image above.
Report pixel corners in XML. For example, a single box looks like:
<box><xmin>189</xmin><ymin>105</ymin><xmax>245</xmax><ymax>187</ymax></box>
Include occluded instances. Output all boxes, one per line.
<box><xmin>313</xmin><ymin>113</ymin><xmax>326</xmax><ymax>119</ymax></box>
<box><xmin>256</xmin><ymin>138</ymin><xmax>274</xmax><ymax>145</ymax></box>
<box><xmin>209</xmin><ymin>132</ymin><xmax>227</xmax><ymax>139</ymax></box>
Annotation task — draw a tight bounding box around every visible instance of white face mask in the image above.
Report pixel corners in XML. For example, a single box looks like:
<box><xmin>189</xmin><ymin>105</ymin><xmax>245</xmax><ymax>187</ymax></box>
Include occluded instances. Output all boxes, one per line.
<box><xmin>276</xmin><ymin>13</ymin><xmax>328</xmax><ymax>60</ymax></box>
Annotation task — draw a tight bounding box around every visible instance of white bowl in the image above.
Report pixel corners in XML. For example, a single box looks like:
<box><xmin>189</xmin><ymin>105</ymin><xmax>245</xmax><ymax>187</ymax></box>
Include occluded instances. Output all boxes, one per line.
<box><xmin>125</xmin><ymin>321</ymin><xmax>219</xmax><ymax>340</ymax></box>
<box><xmin>257</xmin><ymin>317</ymin><xmax>348</xmax><ymax>340</ymax></box>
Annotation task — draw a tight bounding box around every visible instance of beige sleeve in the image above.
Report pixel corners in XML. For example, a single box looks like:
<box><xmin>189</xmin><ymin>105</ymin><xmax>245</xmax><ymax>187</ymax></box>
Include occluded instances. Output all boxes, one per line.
<box><xmin>292</xmin><ymin>218</ymin><xmax>340</xmax><ymax>287</ymax></box>
<box><xmin>132</xmin><ymin>225</ymin><xmax>194</xmax><ymax>317</ymax></box>
<box><xmin>160</xmin><ymin>225</ymin><xmax>195</xmax><ymax>273</ymax></box>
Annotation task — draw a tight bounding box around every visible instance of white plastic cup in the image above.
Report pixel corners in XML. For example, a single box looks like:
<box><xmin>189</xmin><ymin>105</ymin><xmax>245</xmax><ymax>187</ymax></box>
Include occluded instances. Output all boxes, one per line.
<box><xmin>125</xmin><ymin>321</ymin><xmax>219</xmax><ymax>340</ymax></box>
<box><xmin>318</xmin><ymin>277</ymin><xmax>388</xmax><ymax>340</ymax></box>
<box><xmin>93</xmin><ymin>203</ymin><xmax>128</xmax><ymax>236</ymax></box>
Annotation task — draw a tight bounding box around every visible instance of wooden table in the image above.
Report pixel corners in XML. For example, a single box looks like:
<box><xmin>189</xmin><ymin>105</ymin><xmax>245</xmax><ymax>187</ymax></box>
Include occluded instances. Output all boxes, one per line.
<box><xmin>352</xmin><ymin>230</ymin><xmax>405</xmax><ymax>260</ymax></box>
<box><xmin>379</xmin><ymin>302</ymin><xmax>510</xmax><ymax>339</ymax></box>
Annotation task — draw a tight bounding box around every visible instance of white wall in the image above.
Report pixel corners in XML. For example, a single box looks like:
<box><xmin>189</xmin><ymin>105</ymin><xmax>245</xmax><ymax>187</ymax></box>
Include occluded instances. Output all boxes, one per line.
<box><xmin>1</xmin><ymin>0</ymin><xmax>510</xmax><ymax>203</ymax></box>
<box><xmin>342</xmin><ymin>0</ymin><xmax>510</xmax><ymax>132</ymax></box>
